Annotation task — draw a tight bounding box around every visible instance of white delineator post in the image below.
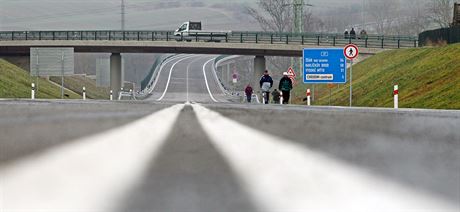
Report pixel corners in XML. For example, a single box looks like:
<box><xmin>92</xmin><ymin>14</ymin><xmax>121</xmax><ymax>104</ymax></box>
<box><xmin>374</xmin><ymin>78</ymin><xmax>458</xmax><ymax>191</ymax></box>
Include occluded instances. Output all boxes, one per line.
<box><xmin>280</xmin><ymin>91</ymin><xmax>284</xmax><ymax>105</ymax></box>
<box><xmin>110</xmin><ymin>90</ymin><xmax>113</xmax><ymax>101</ymax></box>
<box><xmin>31</xmin><ymin>83</ymin><xmax>35</xmax><ymax>100</ymax></box>
<box><xmin>262</xmin><ymin>92</ymin><xmax>266</xmax><ymax>104</ymax></box>
<box><xmin>394</xmin><ymin>85</ymin><xmax>399</xmax><ymax>109</ymax></box>
<box><xmin>83</xmin><ymin>87</ymin><xmax>86</xmax><ymax>100</ymax></box>
<box><xmin>307</xmin><ymin>89</ymin><xmax>311</xmax><ymax>106</ymax></box>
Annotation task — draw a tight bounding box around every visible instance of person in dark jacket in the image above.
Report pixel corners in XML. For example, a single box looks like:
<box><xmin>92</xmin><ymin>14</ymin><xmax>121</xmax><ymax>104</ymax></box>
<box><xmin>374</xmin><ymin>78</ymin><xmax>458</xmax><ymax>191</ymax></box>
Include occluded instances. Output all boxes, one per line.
<box><xmin>259</xmin><ymin>70</ymin><xmax>274</xmax><ymax>104</ymax></box>
<box><xmin>350</xmin><ymin>28</ymin><xmax>356</xmax><ymax>39</ymax></box>
<box><xmin>245</xmin><ymin>84</ymin><xmax>253</xmax><ymax>103</ymax></box>
<box><xmin>279</xmin><ymin>72</ymin><xmax>293</xmax><ymax>104</ymax></box>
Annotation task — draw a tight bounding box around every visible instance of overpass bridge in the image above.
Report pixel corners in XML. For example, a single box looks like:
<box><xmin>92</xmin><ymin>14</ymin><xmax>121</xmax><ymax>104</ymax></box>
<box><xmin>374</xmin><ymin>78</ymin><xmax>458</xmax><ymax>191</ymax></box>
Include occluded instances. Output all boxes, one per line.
<box><xmin>0</xmin><ymin>30</ymin><xmax>418</xmax><ymax>56</ymax></box>
<box><xmin>0</xmin><ymin>30</ymin><xmax>418</xmax><ymax>98</ymax></box>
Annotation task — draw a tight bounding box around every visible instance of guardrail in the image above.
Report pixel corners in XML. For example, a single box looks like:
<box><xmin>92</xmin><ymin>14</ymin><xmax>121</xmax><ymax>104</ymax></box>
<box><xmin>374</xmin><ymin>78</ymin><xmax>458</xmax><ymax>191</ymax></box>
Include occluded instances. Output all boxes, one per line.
<box><xmin>0</xmin><ymin>30</ymin><xmax>418</xmax><ymax>49</ymax></box>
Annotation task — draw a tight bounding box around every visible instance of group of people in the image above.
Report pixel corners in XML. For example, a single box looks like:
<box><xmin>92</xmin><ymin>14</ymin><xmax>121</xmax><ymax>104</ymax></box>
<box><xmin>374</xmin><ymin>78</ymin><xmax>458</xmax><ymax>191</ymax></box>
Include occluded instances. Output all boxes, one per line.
<box><xmin>344</xmin><ymin>28</ymin><xmax>368</xmax><ymax>39</ymax></box>
<box><xmin>245</xmin><ymin>70</ymin><xmax>293</xmax><ymax>104</ymax></box>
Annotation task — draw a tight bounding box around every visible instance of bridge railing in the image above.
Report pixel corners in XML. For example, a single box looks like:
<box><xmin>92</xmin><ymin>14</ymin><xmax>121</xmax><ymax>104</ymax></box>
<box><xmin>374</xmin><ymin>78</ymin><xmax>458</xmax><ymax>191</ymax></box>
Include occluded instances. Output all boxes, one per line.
<box><xmin>0</xmin><ymin>30</ymin><xmax>418</xmax><ymax>49</ymax></box>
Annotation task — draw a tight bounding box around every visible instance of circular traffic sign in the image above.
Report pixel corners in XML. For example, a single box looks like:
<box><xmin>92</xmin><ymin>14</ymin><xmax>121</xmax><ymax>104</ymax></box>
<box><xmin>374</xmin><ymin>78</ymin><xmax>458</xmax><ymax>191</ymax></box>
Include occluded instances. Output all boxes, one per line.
<box><xmin>344</xmin><ymin>44</ymin><xmax>359</xmax><ymax>60</ymax></box>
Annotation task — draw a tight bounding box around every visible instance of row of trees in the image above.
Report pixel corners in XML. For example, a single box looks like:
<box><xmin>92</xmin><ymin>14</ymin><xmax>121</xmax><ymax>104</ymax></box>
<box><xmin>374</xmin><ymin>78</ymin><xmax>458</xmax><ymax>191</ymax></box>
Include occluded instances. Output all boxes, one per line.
<box><xmin>247</xmin><ymin>0</ymin><xmax>456</xmax><ymax>35</ymax></box>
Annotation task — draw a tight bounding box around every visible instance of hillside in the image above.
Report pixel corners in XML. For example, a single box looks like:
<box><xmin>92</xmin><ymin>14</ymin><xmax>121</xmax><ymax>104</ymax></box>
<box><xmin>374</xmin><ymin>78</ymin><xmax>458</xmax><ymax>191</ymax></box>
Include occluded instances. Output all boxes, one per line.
<box><xmin>50</xmin><ymin>76</ymin><xmax>110</xmax><ymax>100</ymax></box>
<box><xmin>292</xmin><ymin>44</ymin><xmax>460</xmax><ymax>109</ymax></box>
<box><xmin>0</xmin><ymin>59</ymin><xmax>81</xmax><ymax>99</ymax></box>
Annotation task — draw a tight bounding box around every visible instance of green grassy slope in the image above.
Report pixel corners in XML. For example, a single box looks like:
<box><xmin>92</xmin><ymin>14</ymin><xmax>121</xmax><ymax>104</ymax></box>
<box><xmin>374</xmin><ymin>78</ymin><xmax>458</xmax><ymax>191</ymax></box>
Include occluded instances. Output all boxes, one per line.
<box><xmin>50</xmin><ymin>76</ymin><xmax>110</xmax><ymax>100</ymax></box>
<box><xmin>0</xmin><ymin>59</ymin><xmax>81</xmax><ymax>99</ymax></box>
<box><xmin>292</xmin><ymin>44</ymin><xmax>460</xmax><ymax>109</ymax></box>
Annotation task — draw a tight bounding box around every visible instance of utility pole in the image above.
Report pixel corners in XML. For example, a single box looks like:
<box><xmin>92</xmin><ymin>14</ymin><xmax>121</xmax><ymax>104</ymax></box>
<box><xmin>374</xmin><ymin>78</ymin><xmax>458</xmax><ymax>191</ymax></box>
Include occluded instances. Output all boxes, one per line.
<box><xmin>361</xmin><ymin>0</ymin><xmax>364</xmax><ymax>29</ymax></box>
<box><xmin>121</xmin><ymin>0</ymin><xmax>126</xmax><ymax>31</ymax></box>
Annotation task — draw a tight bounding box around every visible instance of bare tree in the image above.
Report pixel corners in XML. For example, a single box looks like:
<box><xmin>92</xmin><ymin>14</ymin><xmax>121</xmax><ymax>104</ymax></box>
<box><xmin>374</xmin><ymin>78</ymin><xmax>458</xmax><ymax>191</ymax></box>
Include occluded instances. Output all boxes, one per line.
<box><xmin>392</xmin><ymin>0</ymin><xmax>429</xmax><ymax>35</ymax></box>
<box><xmin>427</xmin><ymin>0</ymin><xmax>453</xmax><ymax>28</ymax></box>
<box><xmin>246</xmin><ymin>0</ymin><xmax>292</xmax><ymax>33</ymax></box>
<box><xmin>367</xmin><ymin>0</ymin><xmax>400</xmax><ymax>35</ymax></box>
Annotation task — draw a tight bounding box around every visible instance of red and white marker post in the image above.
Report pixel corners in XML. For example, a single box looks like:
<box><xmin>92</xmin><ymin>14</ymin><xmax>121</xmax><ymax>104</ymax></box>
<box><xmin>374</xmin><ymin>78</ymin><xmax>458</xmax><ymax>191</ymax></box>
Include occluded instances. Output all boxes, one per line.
<box><xmin>306</xmin><ymin>89</ymin><xmax>311</xmax><ymax>106</ymax></box>
<box><xmin>31</xmin><ymin>83</ymin><xmax>35</xmax><ymax>100</ymax></box>
<box><xmin>394</xmin><ymin>85</ymin><xmax>399</xmax><ymax>109</ymax></box>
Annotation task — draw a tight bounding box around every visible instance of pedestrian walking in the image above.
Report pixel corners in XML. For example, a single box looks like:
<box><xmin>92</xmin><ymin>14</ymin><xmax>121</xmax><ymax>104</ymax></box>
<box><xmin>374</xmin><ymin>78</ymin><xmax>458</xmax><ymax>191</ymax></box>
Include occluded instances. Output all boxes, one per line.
<box><xmin>260</xmin><ymin>70</ymin><xmax>273</xmax><ymax>104</ymax></box>
<box><xmin>272</xmin><ymin>89</ymin><xmax>280</xmax><ymax>104</ymax></box>
<box><xmin>245</xmin><ymin>84</ymin><xmax>253</xmax><ymax>103</ymax></box>
<box><xmin>344</xmin><ymin>29</ymin><xmax>349</xmax><ymax>39</ymax></box>
<box><xmin>279</xmin><ymin>72</ymin><xmax>293</xmax><ymax>104</ymax></box>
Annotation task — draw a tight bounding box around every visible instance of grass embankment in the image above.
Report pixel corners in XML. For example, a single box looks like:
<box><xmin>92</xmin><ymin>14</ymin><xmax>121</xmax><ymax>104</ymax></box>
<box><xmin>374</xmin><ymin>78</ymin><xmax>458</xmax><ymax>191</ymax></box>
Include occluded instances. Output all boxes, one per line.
<box><xmin>0</xmin><ymin>59</ymin><xmax>81</xmax><ymax>99</ymax></box>
<box><xmin>50</xmin><ymin>76</ymin><xmax>110</xmax><ymax>100</ymax></box>
<box><xmin>292</xmin><ymin>44</ymin><xmax>460</xmax><ymax>109</ymax></box>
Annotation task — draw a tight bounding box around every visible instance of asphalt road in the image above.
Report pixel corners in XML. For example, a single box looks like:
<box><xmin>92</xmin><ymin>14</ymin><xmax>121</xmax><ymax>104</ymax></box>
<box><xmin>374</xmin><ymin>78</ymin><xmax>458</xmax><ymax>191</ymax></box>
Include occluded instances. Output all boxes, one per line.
<box><xmin>1</xmin><ymin>55</ymin><xmax>459</xmax><ymax>212</ymax></box>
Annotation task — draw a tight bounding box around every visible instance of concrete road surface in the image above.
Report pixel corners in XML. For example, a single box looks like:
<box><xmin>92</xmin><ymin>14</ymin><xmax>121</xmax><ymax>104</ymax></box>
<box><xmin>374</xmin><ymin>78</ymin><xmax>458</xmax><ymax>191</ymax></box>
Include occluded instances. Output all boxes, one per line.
<box><xmin>1</xmin><ymin>54</ymin><xmax>459</xmax><ymax>212</ymax></box>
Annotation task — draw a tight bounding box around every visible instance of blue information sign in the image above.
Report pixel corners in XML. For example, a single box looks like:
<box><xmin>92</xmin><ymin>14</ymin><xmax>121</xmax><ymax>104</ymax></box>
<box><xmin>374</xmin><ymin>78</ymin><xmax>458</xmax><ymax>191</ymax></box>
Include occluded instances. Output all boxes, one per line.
<box><xmin>303</xmin><ymin>48</ymin><xmax>347</xmax><ymax>84</ymax></box>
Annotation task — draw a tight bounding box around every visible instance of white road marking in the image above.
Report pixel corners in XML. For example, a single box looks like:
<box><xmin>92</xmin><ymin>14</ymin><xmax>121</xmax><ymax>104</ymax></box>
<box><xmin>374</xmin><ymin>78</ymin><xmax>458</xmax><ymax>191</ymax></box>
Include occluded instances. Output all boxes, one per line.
<box><xmin>192</xmin><ymin>104</ymin><xmax>457</xmax><ymax>212</ymax></box>
<box><xmin>0</xmin><ymin>104</ymin><xmax>184</xmax><ymax>212</ymax></box>
<box><xmin>157</xmin><ymin>55</ymin><xmax>197</xmax><ymax>101</ymax></box>
<box><xmin>148</xmin><ymin>55</ymin><xmax>188</xmax><ymax>94</ymax></box>
<box><xmin>202</xmin><ymin>58</ymin><xmax>218</xmax><ymax>103</ymax></box>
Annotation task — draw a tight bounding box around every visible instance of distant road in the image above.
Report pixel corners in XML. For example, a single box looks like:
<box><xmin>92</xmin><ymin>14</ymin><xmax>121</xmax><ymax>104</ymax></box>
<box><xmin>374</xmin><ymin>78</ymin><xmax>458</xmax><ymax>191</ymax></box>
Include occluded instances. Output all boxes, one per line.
<box><xmin>0</xmin><ymin>54</ymin><xmax>459</xmax><ymax>211</ymax></box>
<box><xmin>147</xmin><ymin>54</ymin><xmax>229</xmax><ymax>103</ymax></box>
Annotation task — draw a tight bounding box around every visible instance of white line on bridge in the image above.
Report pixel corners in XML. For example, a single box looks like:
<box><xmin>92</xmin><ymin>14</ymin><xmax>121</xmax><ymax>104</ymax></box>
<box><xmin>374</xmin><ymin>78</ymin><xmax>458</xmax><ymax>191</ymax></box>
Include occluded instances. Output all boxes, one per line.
<box><xmin>157</xmin><ymin>55</ymin><xmax>197</xmax><ymax>101</ymax></box>
<box><xmin>202</xmin><ymin>58</ymin><xmax>218</xmax><ymax>103</ymax></box>
<box><xmin>191</xmin><ymin>104</ymin><xmax>456</xmax><ymax>212</ymax></box>
<box><xmin>0</xmin><ymin>104</ymin><xmax>184</xmax><ymax>211</ymax></box>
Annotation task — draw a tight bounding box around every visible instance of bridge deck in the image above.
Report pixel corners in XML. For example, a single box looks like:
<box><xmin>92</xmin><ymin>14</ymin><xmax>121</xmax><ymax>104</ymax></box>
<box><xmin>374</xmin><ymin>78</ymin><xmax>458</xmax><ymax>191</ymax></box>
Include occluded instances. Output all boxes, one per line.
<box><xmin>0</xmin><ymin>30</ymin><xmax>417</xmax><ymax>56</ymax></box>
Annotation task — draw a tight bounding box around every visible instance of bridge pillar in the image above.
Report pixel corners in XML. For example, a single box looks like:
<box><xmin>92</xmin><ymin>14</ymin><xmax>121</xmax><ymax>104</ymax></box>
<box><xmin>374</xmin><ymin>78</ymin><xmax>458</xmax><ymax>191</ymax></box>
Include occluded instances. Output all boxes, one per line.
<box><xmin>110</xmin><ymin>53</ymin><xmax>122</xmax><ymax>100</ymax></box>
<box><xmin>253</xmin><ymin>55</ymin><xmax>266</xmax><ymax>90</ymax></box>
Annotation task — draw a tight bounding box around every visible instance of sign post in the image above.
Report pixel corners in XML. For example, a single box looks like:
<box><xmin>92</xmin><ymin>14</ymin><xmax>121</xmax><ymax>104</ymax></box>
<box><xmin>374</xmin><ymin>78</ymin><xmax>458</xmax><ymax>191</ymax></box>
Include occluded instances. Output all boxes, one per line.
<box><xmin>327</xmin><ymin>83</ymin><xmax>334</xmax><ymax>105</ymax></box>
<box><xmin>232</xmin><ymin>73</ymin><xmax>238</xmax><ymax>84</ymax></box>
<box><xmin>344</xmin><ymin>44</ymin><xmax>359</xmax><ymax>107</ymax></box>
<box><xmin>287</xmin><ymin>67</ymin><xmax>296</xmax><ymax>104</ymax></box>
<box><xmin>303</xmin><ymin>48</ymin><xmax>347</xmax><ymax>106</ymax></box>
<box><xmin>303</xmin><ymin>49</ymin><xmax>347</xmax><ymax>84</ymax></box>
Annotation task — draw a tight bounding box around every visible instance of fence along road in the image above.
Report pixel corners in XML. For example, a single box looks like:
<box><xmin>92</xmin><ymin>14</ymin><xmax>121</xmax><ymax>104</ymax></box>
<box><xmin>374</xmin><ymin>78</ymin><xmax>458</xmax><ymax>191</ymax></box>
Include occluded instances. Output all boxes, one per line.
<box><xmin>0</xmin><ymin>30</ymin><xmax>418</xmax><ymax>50</ymax></box>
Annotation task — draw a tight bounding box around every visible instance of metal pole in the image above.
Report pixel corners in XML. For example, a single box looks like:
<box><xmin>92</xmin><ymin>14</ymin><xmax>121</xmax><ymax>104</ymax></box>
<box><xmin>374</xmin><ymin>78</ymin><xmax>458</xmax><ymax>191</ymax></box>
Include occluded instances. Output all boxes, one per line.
<box><xmin>61</xmin><ymin>50</ymin><xmax>64</xmax><ymax>99</ymax></box>
<box><xmin>349</xmin><ymin>59</ymin><xmax>353</xmax><ymax>107</ymax></box>
<box><xmin>36</xmin><ymin>52</ymin><xmax>39</xmax><ymax>94</ymax></box>
<box><xmin>312</xmin><ymin>84</ymin><xmax>315</xmax><ymax>101</ymax></box>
